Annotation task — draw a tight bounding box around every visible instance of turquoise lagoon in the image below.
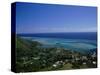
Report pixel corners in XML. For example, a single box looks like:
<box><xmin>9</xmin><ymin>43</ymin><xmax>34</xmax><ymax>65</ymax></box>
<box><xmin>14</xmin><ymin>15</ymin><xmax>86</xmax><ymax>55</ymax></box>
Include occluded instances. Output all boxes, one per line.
<box><xmin>22</xmin><ymin>36</ymin><xmax>97</xmax><ymax>53</ymax></box>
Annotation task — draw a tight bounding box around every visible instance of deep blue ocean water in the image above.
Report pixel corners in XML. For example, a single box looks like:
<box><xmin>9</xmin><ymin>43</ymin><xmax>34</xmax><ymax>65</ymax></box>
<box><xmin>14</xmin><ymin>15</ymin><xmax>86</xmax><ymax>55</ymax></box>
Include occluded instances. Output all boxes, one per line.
<box><xmin>18</xmin><ymin>32</ymin><xmax>97</xmax><ymax>40</ymax></box>
<box><xmin>18</xmin><ymin>32</ymin><xmax>97</xmax><ymax>53</ymax></box>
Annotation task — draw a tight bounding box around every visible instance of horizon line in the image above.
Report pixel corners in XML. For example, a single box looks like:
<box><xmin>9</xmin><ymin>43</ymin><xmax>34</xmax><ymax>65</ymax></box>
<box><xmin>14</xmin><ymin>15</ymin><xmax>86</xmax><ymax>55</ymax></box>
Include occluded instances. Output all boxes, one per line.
<box><xmin>17</xmin><ymin>31</ymin><xmax>97</xmax><ymax>34</ymax></box>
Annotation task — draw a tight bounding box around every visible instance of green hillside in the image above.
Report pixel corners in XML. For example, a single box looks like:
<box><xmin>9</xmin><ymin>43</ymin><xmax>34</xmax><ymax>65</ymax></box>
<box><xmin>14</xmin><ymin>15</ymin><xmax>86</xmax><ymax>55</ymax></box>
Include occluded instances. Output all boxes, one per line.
<box><xmin>15</xmin><ymin>37</ymin><xmax>97</xmax><ymax>72</ymax></box>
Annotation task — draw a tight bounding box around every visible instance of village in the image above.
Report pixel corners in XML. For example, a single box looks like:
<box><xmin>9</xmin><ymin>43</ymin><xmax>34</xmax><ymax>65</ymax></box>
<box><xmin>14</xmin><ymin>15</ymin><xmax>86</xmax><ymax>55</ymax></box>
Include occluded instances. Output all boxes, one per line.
<box><xmin>16</xmin><ymin>37</ymin><xmax>97</xmax><ymax>72</ymax></box>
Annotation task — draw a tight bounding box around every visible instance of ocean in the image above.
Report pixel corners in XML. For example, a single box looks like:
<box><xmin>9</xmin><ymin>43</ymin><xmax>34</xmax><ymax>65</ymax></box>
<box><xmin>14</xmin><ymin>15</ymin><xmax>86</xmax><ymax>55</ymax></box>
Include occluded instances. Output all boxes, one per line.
<box><xmin>17</xmin><ymin>32</ymin><xmax>97</xmax><ymax>53</ymax></box>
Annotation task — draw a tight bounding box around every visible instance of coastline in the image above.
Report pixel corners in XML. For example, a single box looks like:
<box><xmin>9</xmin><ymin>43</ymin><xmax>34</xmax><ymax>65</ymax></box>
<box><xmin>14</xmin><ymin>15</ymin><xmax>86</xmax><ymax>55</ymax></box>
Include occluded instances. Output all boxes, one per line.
<box><xmin>15</xmin><ymin>36</ymin><xmax>97</xmax><ymax>72</ymax></box>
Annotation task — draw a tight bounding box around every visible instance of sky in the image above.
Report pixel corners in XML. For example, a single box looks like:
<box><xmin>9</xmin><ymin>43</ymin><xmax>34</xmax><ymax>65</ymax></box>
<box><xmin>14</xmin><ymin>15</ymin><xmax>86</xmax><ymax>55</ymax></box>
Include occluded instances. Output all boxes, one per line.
<box><xmin>16</xmin><ymin>2</ymin><xmax>97</xmax><ymax>34</ymax></box>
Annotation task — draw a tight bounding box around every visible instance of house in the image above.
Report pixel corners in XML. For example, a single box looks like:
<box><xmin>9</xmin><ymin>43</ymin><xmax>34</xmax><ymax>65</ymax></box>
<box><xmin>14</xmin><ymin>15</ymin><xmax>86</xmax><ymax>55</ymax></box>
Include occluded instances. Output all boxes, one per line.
<box><xmin>91</xmin><ymin>52</ymin><xmax>96</xmax><ymax>58</ymax></box>
<box><xmin>83</xmin><ymin>62</ymin><xmax>86</xmax><ymax>65</ymax></box>
<box><xmin>52</xmin><ymin>64</ymin><xmax>57</xmax><ymax>68</ymax></box>
<box><xmin>81</xmin><ymin>56</ymin><xmax>88</xmax><ymax>60</ymax></box>
<box><xmin>92</xmin><ymin>61</ymin><xmax>96</xmax><ymax>64</ymax></box>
